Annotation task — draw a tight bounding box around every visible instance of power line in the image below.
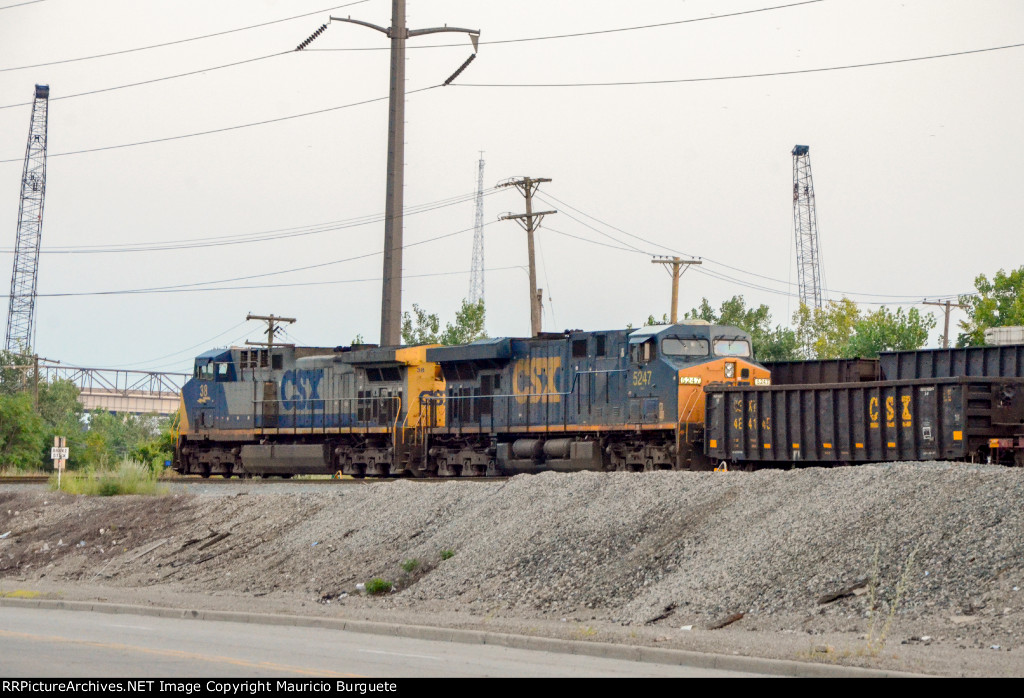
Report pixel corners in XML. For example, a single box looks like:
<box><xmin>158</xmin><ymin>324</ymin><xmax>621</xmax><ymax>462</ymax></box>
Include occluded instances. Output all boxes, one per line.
<box><xmin>0</xmin><ymin>2</ymin><xmax>830</xmax><ymax>107</ymax></box>
<box><xmin>0</xmin><ymin>0</ymin><xmax>45</xmax><ymax>10</ymax></box>
<box><xmin>0</xmin><ymin>86</ymin><xmax>441</xmax><ymax>164</ymax></box>
<box><xmin>0</xmin><ymin>1</ymin><xmax>369</xmax><ymax>72</ymax></box>
<box><xmin>309</xmin><ymin>0</ymin><xmax>833</xmax><ymax>51</ymax></box>
<box><xmin>545</xmin><ymin>227</ymin><xmax>647</xmax><ymax>255</ymax></box>
<box><xmin>109</xmin><ymin>320</ymin><xmax>250</xmax><ymax>368</ymax></box>
<box><xmin>13</xmin><ymin>222</ymin><xmax>497</xmax><ymax>298</ymax></box>
<box><xmin>0</xmin><ymin>52</ymin><xmax>290</xmax><ymax>111</ymax></box>
<box><xmin>0</xmin><ymin>187</ymin><xmax>503</xmax><ymax>254</ymax></box>
<box><xmin>540</xmin><ymin>192</ymin><xmax>972</xmax><ymax>303</ymax></box>
<box><xmin>5</xmin><ymin>45</ymin><xmax>1016</xmax><ymax>164</ymax></box>
<box><xmin>18</xmin><ymin>261</ymin><xmax>523</xmax><ymax>300</ymax></box>
<box><xmin>454</xmin><ymin>42</ymin><xmax>1024</xmax><ymax>87</ymax></box>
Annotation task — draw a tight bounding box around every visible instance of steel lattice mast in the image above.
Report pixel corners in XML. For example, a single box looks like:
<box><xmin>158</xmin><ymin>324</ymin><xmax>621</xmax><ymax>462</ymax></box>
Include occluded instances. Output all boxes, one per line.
<box><xmin>468</xmin><ymin>153</ymin><xmax>485</xmax><ymax>304</ymax></box>
<box><xmin>5</xmin><ymin>85</ymin><xmax>49</xmax><ymax>353</ymax></box>
<box><xmin>792</xmin><ymin>144</ymin><xmax>824</xmax><ymax>310</ymax></box>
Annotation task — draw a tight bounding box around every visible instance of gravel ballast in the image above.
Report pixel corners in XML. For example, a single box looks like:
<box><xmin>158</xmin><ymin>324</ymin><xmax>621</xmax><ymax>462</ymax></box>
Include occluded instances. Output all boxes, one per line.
<box><xmin>1</xmin><ymin>461</ymin><xmax>1021</xmax><ymax>676</ymax></box>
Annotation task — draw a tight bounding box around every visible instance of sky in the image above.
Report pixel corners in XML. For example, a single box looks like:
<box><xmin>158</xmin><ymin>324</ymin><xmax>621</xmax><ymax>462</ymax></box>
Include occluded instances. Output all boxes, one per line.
<box><xmin>0</xmin><ymin>0</ymin><xmax>1021</xmax><ymax>376</ymax></box>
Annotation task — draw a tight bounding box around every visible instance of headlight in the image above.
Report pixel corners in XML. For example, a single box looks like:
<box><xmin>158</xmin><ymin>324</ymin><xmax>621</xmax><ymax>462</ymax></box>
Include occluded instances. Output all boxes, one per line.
<box><xmin>724</xmin><ymin>362</ymin><xmax>735</xmax><ymax>379</ymax></box>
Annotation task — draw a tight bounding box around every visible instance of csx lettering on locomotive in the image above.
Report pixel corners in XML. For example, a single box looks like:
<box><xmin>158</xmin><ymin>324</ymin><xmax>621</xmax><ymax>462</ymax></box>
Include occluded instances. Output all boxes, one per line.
<box><xmin>280</xmin><ymin>369</ymin><xmax>323</xmax><ymax>411</ymax></box>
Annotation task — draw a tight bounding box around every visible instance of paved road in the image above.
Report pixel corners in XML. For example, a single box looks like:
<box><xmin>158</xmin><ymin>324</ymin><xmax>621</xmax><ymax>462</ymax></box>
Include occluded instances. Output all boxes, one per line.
<box><xmin>0</xmin><ymin>607</ymin><xmax>765</xmax><ymax>677</ymax></box>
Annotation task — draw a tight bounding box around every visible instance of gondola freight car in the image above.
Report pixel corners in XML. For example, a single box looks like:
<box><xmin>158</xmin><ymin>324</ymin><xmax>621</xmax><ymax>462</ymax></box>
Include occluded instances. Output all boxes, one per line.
<box><xmin>704</xmin><ymin>376</ymin><xmax>1024</xmax><ymax>467</ymax></box>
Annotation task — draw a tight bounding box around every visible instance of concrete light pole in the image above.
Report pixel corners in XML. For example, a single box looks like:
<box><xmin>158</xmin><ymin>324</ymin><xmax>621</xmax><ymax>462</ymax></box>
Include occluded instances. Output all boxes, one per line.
<box><xmin>331</xmin><ymin>2</ymin><xmax>479</xmax><ymax>346</ymax></box>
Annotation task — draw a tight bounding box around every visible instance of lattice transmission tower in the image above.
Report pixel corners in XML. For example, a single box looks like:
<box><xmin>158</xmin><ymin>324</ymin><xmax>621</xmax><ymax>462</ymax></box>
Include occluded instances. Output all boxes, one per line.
<box><xmin>5</xmin><ymin>85</ymin><xmax>50</xmax><ymax>353</ymax></box>
<box><xmin>792</xmin><ymin>145</ymin><xmax>824</xmax><ymax>310</ymax></box>
<box><xmin>468</xmin><ymin>152</ymin><xmax>485</xmax><ymax>305</ymax></box>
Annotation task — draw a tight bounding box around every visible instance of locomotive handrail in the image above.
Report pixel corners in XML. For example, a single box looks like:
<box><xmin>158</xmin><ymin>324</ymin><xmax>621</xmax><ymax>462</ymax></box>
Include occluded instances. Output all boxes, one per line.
<box><xmin>418</xmin><ymin>369</ymin><xmax>629</xmax><ymax>433</ymax></box>
<box><xmin>251</xmin><ymin>395</ymin><xmax>402</xmax><ymax>433</ymax></box>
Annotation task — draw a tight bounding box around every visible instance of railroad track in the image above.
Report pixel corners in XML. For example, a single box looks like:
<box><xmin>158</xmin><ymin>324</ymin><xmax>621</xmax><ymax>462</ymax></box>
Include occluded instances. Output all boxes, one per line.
<box><xmin>0</xmin><ymin>475</ymin><xmax>507</xmax><ymax>485</ymax></box>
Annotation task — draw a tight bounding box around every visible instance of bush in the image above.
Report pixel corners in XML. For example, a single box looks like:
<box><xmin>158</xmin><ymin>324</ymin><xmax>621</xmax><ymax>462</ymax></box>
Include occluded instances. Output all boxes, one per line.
<box><xmin>401</xmin><ymin>558</ymin><xmax>419</xmax><ymax>573</ymax></box>
<box><xmin>440</xmin><ymin>548</ymin><xmax>455</xmax><ymax>560</ymax></box>
<box><xmin>364</xmin><ymin>578</ymin><xmax>393</xmax><ymax>595</ymax></box>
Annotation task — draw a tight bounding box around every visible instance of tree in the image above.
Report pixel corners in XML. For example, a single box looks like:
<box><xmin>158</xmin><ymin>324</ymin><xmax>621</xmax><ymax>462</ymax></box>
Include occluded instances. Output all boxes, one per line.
<box><xmin>0</xmin><ymin>391</ymin><xmax>45</xmax><ymax>470</ymax></box>
<box><xmin>793</xmin><ymin>299</ymin><xmax>862</xmax><ymax>359</ymax></box>
<box><xmin>402</xmin><ymin>299</ymin><xmax>486</xmax><ymax>346</ymax></box>
<box><xmin>79</xmin><ymin>410</ymin><xmax>165</xmax><ymax>469</ymax></box>
<box><xmin>439</xmin><ymin>299</ymin><xmax>486</xmax><ymax>345</ymax></box>
<box><xmin>957</xmin><ymin>266</ymin><xmax>1024</xmax><ymax>346</ymax></box>
<box><xmin>846</xmin><ymin>306</ymin><xmax>935</xmax><ymax>357</ymax></box>
<box><xmin>132</xmin><ymin>411</ymin><xmax>179</xmax><ymax>472</ymax></box>
<box><xmin>0</xmin><ymin>350</ymin><xmax>32</xmax><ymax>396</ymax></box>
<box><xmin>685</xmin><ymin>296</ymin><xmax>800</xmax><ymax>361</ymax></box>
<box><xmin>794</xmin><ymin>299</ymin><xmax>934</xmax><ymax>359</ymax></box>
<box><xmin>37</xmin><ymin>378</ymin><xmax>85</xmax><ymax>468</ymax></box>
<box><xmin>401</xmin><ymin>304</ymin><xmax>442</xmax><ymax>345</ymax></box>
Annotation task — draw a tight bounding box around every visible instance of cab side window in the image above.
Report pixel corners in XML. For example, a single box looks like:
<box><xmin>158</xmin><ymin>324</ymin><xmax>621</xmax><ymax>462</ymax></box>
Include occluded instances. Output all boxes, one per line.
<box><xmin>630</xmin><ymin>340</ymin><xmax>655</xmax><ymax>363</ymax></box>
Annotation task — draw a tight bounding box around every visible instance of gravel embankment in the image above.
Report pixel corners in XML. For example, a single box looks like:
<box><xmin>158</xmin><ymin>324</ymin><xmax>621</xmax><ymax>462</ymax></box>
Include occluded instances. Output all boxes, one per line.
<box><xmin>1</xmin><ymin>462</ymin><xmax>1021</xmax><ymax>675</ymax></box>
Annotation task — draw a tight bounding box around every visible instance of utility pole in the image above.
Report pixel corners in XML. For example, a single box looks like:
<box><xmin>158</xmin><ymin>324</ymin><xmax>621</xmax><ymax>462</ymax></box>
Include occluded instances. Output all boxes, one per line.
<box><xmin>331</xmin><ymin>3</ymin><xmax>480</xmax><ymax>347</ymax></box>
<box><xmin>245</xmin><ymin>313</ymin><xmax>296</xmax><ymax>353</ymax></box>
<box><xmin>498</xmin><ymin>177</ymin><xmax>556</xmax><ymax>337</ymax></box>
<box><xmin>923</xmin><ymin>299</ymin><xmax>968</xmax><ymax>349</ymax></box>
<box><xmin>651</xmin><ymin>256</ymin><xmax>702</xmax><ymax>324</ymax></box>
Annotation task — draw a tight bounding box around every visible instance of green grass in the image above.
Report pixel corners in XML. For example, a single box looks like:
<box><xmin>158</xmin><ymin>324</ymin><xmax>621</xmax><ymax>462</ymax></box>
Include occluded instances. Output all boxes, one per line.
<box><xmin>0</xmin><ymin>466</ymin><xmax>49</xmax><ymax>477</ymax></box>
<box><xmin>364</xmin><ymin>578</ymin><xmax>393</xmax><ymax>595</ymax></box>
<box><xmin>440</xmin><ymin>548</ymin><xmax>455</xmax><ymax>560</ymax></box>
<box><xmin>49</xmin><ymin>459</ymin><xmax>166</xmax><ymax>496</ymax></box>
<box><xmin>400</xmin><ymin>558</ymin><xmax>419</xmax><ymax>573</ymax></box>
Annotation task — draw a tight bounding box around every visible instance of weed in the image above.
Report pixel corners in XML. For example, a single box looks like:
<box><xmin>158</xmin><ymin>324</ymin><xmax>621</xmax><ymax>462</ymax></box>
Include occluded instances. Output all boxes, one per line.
<box><xmin>864</xmin><ymin>543</ymin><xmax>919</xmax><ymax>655</ymax></box>
<box><xmin>440</xmin><ymin>548</ymin><xmax>455</xmax><ymax>560</ymax></box>
<box><xmin>0</xmin><ymin>466</ymin><xmax>47</xmax><ymax>477</ymax></box>
<box><xmin>365</xmin><ymin>578</ymin><xmax>393</xmax><ymax>595</ymax></box>
<box><xmin>573</xmin><ymin>626</ymin><xmax>598</xmax><ymax>639</ymax></box>
<box><xmin>401</xmin><ymin>558</ymin><xmax>419</xmax><ymax>573</ymax></box>
<box><xmin>50</xmin><ymin>459</ymin><xmax>165</xmax><ymax>496</ymax></box>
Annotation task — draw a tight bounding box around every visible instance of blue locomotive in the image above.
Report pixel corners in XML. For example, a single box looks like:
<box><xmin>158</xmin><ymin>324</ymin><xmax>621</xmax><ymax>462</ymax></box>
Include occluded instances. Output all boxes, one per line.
<box><xmin>174</xmin><ymin>321</ymin><xmax>769</xmax><ymax>477</ymax></box>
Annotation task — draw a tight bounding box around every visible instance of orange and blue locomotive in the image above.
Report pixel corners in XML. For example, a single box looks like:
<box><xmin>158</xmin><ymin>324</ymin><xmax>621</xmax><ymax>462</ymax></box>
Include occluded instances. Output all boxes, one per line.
<box><xmin>174</xmin><ymin>321</ymin><xmax>769</xmax><ymax>477</ymax></box>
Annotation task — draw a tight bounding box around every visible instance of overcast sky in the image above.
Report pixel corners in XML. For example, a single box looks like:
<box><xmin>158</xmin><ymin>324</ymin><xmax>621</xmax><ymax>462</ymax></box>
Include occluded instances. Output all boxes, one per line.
<box><xmin>0</xmin><ymin>0</ymin><xmax>1021</xmax><ymax>375</ymax></box>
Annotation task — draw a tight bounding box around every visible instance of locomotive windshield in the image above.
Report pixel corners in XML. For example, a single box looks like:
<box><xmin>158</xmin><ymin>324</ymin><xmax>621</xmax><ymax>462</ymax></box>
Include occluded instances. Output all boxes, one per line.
<box><xmin>713</xmin><ymin>338</ymin><xmax>751</xmax><ymax>357</ymax></box>
<box><xmin>661</xmin><ymin>338</ymin><xmax>709</xmax><ymax>357</ymax></box>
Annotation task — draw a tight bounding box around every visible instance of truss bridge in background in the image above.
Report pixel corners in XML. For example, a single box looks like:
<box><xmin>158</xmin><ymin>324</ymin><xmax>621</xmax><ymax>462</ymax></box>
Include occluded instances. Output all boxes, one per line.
<box><xmin>40</xmin><ymin>363</ymin><xmax>186</xmax><ymax>415</ymax></box>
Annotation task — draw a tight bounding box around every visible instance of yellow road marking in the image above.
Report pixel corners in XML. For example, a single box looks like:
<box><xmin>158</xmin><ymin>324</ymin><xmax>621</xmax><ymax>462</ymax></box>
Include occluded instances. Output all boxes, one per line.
<box><xmin>0</xmin><ymin>628</ymin><xmax>365</xmax><ymax>677</ymax></box>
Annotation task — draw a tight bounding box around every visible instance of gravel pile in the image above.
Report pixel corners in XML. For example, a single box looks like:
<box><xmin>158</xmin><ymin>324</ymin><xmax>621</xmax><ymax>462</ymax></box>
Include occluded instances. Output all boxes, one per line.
<box><xmin>1</xmin><ymin>462</ymin><xmax>1022</xmax><ymax>652</ymax></box>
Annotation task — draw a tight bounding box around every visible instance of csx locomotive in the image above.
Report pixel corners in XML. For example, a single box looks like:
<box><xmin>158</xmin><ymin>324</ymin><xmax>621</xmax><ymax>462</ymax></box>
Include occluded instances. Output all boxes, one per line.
<box><xmin>174</xmin><ymin>321</ymin><xmax>769</xmax><ymax>477</ymax></box>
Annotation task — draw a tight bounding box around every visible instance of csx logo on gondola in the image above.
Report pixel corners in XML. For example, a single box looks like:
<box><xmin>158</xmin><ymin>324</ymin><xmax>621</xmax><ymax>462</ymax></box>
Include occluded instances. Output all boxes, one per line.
<box><xmin>280</xmin><ymin>369</ymin><xmax>323</xmax><ymax>411</ymax></box>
